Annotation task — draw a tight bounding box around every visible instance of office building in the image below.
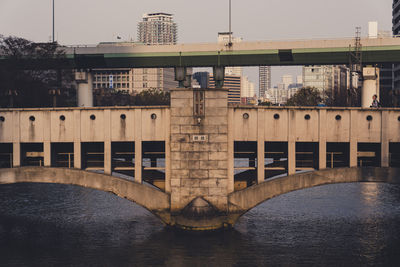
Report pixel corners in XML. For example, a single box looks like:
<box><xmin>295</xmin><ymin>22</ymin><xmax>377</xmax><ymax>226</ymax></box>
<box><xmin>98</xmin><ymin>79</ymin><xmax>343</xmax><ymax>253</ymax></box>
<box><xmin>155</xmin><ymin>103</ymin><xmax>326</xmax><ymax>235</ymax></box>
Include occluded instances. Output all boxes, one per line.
<box><xmin>92</xmin><ymin>13</ymin><xmax>179</xmax><ymax>94</ymax></box>
<box><xmin>93</xmin><ymin>68</ymin><xmax>133</xmax><ymax>93</ymax></box>
<box><xmin>281</xmin><ymin>75</ymin><xmax>293</xmax><ymax>89</ymax></box>
<box><xmin>193</xmin><ymin>72</ymin><xmax>210</xmax><ymax>89</ymax></box>
<box><xmin>241</xmin><ymin>76</ymin><xmax>255</xmax><ymax>98</ymax></box>
<box><xmin>303</xmin><ymin>65</ymin><xmax>349</xmax><ymax>106</ymax></box>
<box><xmin>259</xmin><ymin>66</ymin><xmax>271</xmax><ymax>98</ymax></box>
<box><xmin>135</xmin><ymin>13</ymin><xmax>178</xmax><ymax>92</ymax></box>
<box><xmin>210</xmin><ymin>75</ymin><xmax>241</xmax><ymax>103</ymax></box>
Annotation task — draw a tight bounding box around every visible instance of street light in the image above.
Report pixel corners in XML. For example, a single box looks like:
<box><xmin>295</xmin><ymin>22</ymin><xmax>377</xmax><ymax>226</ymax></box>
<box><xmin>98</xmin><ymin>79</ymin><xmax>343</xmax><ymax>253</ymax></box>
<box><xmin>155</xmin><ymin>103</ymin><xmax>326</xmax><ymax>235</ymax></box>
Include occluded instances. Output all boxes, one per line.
<box><xmin>228</xmin><ymin>0</ymin><xmax>232</xmax><ymax>47</ymax></box>
<box><xmin>52</xmin><ymin>0</ymin><xmax>55</xmax><ymax>43</ymax></box>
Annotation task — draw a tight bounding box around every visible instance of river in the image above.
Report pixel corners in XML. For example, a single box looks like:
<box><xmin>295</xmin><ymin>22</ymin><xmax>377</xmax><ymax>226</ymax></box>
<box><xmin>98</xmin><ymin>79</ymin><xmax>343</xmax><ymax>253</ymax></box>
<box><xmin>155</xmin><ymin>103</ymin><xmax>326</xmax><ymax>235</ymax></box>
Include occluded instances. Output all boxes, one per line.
<box><xmin>1</xmin><ymin>182</ymin><xmax>400</xmax><ymax>266</ymax></box>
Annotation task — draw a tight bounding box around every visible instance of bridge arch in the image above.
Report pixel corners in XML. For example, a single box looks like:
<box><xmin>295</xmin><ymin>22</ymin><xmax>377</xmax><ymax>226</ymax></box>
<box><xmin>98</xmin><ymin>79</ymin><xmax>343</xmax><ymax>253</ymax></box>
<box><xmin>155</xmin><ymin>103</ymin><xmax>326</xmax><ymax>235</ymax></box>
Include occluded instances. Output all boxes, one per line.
<box><xmin>0</xmin><ymin>167</ymin><xmax>171</xmax><ymax>224</ymax></box>
<box><xmin>228</xmin><ymin>167</ymin><xmax>400</xmax><ymax>222</ymax></box>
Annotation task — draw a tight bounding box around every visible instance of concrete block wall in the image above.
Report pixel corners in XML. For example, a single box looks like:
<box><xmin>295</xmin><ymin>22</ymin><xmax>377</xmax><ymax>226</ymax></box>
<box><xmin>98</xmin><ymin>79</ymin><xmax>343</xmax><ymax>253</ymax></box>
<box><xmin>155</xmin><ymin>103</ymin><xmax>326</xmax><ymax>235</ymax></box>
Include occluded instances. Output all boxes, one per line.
<box><xmin>170</xmin><ymin>88</ymin><xmax>229</xmax><ymax>212</ymax></box>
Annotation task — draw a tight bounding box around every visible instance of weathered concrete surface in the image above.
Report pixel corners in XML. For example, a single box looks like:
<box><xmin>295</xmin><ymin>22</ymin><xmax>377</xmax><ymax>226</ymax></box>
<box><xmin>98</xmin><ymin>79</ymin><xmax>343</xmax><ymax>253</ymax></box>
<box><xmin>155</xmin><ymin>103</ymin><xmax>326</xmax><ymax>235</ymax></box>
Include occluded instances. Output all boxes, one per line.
<box><xmin>227</xmin><ymin>167</ymin><xmax>400</xmax><ymax>225</ymax></box>
<box><xmin>169</xmin><ymin>88</ymin><xmax>229</xmax><ymax>213</ymax></box>
<box><xmin>0</xmin><ymin>167</ymin><xmax>171</xmax><ymax>223</ymax></box>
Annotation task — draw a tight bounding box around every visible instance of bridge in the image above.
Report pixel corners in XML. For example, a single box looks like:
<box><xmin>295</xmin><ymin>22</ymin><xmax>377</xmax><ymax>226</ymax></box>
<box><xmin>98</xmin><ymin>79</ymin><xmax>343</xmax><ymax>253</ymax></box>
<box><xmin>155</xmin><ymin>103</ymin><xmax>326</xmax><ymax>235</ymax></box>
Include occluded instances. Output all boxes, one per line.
<box><xmin>1</xmin><ymin>36</ymin><xmax>398</xmax><ymax>107</ymax></box>
<box><xmin>1</xmin><ymin>37</ymin><xmax>400</xmax><ymax>68</ymax></box>
<box><xmin>1</xmin><ymin>88</ymin><xmax>400</xmax><ymax>230</ymax></box>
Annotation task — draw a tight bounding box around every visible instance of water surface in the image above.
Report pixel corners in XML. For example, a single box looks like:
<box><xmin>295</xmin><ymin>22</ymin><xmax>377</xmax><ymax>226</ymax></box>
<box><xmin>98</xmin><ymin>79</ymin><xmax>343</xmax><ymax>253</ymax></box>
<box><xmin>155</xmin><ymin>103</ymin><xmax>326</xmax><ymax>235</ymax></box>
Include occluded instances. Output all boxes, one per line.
<box><xmin>1</xmin><ymin>182</ymin><xmax>400</xmax><ymax>266</ymax></box>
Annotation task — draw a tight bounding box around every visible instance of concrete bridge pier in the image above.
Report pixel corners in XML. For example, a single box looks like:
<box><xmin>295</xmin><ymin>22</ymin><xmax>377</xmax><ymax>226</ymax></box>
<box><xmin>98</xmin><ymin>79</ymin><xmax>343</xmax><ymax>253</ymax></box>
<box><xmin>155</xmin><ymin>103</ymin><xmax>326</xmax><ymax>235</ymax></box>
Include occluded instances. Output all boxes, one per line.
<box><xmin>361</xmin><ymin>67</ymin><xmax>380</xmax><ymax>108</ymax></box>
<box><xmin>168</xmin><ymin>87</ymin><xmax>231</xmax><ymax>230</ymax></box>
<box><xmin>75</xmin><ymin>70</ymin><xmax>94</xmax><ymax>107</ymax></box>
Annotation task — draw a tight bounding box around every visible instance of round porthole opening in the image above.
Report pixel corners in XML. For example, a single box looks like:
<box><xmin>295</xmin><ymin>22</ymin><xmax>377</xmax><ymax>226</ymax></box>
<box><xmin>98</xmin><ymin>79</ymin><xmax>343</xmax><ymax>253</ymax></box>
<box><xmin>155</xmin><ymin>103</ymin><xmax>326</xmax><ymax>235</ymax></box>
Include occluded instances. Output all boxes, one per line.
<box><xmin>243</xmin><ymin>113</ymin><xmax>249</xmax><ymax>119</ymax></box>
<box><xmin>120</xmin><ymin>114</ymin><xmax>126</xmax><ymax>120</ymax></box>
<box><xmin>0</xmin><ymin>116</ymin><xmax>4</xmax><ymax>122</ymax></box>
<box><xmin>366</xmin><ymin>115</ymin><xmax>373</xmax><ymax>121</ymax></box>
<box><xmin>151</xmin><ymin>113</ymin><xmax>157</xmax><ymax>120</ymax></box>
<box><xmin>304</xmin><ymin>114</ymin><xmax>311</xmax><ymax>120</ymax></box>
<box><xmin>273</xmin><ymin>114</ymin><xmax>280</xmax><ymax>120</ymax></box>
<box><xmin>59</xmin><ymin>115</ymin><xmax>66</xmax><ymax>121</ymax></box>
<box><xmin>335</xmin><ymin>115</ymin><xmax>342</xmax><ymax>121</ymax></box>
<box><xmin>29</xmin><ymin>116</ymin><xmax>35</xmax><ymax>122</ymax></box>
<box><xmin>90</xmin><ymin>114</ymin><xmax>96</xmax><ymax>120</ymax></box>
<box><xmin>398</xmin><ymin>116</ymin><xmax>400</xmax><ymax>122</ymax></box>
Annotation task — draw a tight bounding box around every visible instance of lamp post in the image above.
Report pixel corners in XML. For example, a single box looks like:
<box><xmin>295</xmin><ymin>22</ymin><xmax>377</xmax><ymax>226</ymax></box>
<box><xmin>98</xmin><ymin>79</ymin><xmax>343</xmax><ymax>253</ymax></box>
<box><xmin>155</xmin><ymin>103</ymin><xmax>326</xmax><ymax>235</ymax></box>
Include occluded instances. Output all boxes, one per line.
<box><xmin>228</xmin><ymin>0</ymin><xmax>232</xmax><ymax>47</ymax></box>
<box><xmin>52</xmin><ymin>0</ymin><xmax>55</xmax><ymax>43</ymax></box>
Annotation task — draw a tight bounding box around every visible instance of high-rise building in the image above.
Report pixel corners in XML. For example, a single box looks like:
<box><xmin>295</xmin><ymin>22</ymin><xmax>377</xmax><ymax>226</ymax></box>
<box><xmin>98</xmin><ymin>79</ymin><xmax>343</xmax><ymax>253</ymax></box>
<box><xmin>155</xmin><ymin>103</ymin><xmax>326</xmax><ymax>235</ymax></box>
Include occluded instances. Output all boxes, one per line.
<box><xmin>209</xmin><ymin>75</ymin><xmax>241</xmax><ymax>103</ymax></box>
<box><xmin>296</xmin><ymin>75</ymin><xmax>303</xmax><ymax>85</ymax></box>
<box><xmin>281</xmin><ymin>75</ymin><xmax>293</xmax><ymax>89</ymax></box>
<box><xmin>193</xmin><ymin>72</ymin><xmax>210</xmax><ymax>89</ymax></box>
<box><xmin>303</xmin><ymin>65</ymin><xmax>348</xmax><ymax>106</ymax></box>
<box><xmin>138</xmin><ymin>13</ymin><xmax>177</xmax><ymax>45</ymax></box>
<box><xmin>92</xmin><ymin>13</ymin><xmax>179</xmax><ymax>95</ymax></box>
<box><xmin>241</xmin><ymin>76</ymin><xmax>255</xmax><ymax>98</ymax></box>
<box><xmin>303</xmin><ymin>65</ymin><xmax>335</xmax><ymax>94</ymax></box>
<box><xmin>393</xmin><ymin>0</ymin><xmax>400</xmax><ymax>106</ymax></box>
<box><xmin>259</xmin><ymin>66</ymin><xmax>271</xmax><ymax>98</ymax></box>
<box><xmin>134</xmin><ymin>13</ymin><xmax>178</xmax><ymax>92</ymax></box>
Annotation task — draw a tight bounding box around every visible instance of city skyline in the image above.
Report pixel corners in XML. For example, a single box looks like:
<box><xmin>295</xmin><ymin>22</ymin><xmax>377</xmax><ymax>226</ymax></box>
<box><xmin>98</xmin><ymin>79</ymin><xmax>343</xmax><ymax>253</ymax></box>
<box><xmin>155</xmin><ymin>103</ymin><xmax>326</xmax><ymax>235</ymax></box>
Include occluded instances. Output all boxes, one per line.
<box><xmin>0</xmin><ymin>0</ymin><xmax>393</xmax><ymax>88</ymax></box>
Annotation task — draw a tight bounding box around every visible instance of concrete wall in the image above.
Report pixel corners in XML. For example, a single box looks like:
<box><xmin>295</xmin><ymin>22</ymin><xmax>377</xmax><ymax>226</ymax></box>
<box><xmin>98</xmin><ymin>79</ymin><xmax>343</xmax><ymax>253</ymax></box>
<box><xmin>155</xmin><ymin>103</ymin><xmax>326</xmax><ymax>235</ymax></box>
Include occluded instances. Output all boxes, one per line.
<box><xmin>0</xmin><ymin>107</ymin><xmax>168</xmax><ymax>143</ymax></box>
<box><xmin>232</xmin><ymin>108</ymin><xmax>400</xmax><ymax>143</ymax></box>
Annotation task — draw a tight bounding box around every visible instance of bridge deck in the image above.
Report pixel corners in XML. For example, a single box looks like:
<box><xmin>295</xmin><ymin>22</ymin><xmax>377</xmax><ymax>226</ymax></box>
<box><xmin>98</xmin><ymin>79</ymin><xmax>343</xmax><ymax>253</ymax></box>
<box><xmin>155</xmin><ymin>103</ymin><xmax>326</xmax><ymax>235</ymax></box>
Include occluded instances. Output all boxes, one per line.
<box><xmin>1</xmin><ymin>37</ymin><xmax>400</xmax><ymax>68</ymax></box>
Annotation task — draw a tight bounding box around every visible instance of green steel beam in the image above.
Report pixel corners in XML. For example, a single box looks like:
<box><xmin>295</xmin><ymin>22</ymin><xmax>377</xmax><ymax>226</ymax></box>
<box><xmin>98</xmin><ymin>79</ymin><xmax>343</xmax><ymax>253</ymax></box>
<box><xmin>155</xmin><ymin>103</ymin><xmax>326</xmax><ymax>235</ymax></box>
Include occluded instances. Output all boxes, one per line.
<box><xmin>1</xmin><ymin>41</ymin><xmax>400</xmax><ymax>69</ymax></box>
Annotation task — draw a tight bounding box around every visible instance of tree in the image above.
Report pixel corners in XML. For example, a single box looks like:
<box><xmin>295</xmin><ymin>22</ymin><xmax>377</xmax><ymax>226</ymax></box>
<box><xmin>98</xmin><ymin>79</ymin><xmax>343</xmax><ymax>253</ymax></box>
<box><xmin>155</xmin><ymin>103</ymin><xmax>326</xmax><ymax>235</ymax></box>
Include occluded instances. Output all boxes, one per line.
<box><xmin>0</xmin><ymin>35</ymin><xmax>75</xmax><ymax>108</ymax></box>
<box><xmin>258</xmin><ymin>100</ymin><xmax>272</xmax><ymax>106</ymax></box>
<box><xmin>94</xmin><ymin>88</ymin><xmax>170</xmax><ymax>107</ymax></box>
<box><xmin>286</xmin><ymin>87</ymin><xmax>324</xmax><ymax>107</ymax></box>
<box><xmin>134</xmin><ymin>88</ymin><xmax>170</xmax><ymax>106</ymax></box>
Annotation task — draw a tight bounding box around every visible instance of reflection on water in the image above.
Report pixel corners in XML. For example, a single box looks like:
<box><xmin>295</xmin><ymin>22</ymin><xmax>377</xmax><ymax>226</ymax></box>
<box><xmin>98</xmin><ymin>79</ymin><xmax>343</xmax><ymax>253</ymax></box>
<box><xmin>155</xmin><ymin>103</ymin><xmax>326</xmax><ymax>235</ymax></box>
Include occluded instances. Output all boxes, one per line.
<box><xmin>1</xmin><ymin>182</ymin><xmax>400</xmax><ymax>266</ymax></box>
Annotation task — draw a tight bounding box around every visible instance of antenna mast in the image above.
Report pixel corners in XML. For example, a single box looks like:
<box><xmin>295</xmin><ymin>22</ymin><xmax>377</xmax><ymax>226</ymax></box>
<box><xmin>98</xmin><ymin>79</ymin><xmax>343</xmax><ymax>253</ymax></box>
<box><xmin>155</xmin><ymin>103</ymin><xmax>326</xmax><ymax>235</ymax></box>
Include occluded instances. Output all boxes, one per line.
<box><xmin>228</xmin><ymin>0</ymin><xmax>233</xmax><ymax>47</ymax></box>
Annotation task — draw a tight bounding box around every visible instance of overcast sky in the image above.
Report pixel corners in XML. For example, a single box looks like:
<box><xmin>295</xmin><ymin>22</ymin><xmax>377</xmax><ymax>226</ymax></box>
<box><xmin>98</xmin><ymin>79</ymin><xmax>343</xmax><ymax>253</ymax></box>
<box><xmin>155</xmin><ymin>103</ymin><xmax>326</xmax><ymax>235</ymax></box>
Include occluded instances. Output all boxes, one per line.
<box><xmin>0</xmin><ymin>0</ymin><xmax>393</xmax><ymax>89</ymax></box>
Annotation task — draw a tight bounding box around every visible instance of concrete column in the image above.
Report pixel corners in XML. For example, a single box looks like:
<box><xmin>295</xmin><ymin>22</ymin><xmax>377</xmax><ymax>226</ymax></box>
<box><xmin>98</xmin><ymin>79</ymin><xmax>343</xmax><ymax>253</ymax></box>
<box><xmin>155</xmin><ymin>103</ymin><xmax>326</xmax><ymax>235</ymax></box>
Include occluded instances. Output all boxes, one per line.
<box><xmin>74</xmin><ymin>142</ymin><xmax>81</xmax><ymax>169</ymax></box>
<box><xmin>76</xmin><ymin>70</ymin><xmax>94</xmax><ymax>107</ymax></box>
<box><xmin>44</xmin><ymin>142</ymin><xmax>51</xmax><ymax>167</ymax></box>
<box><xmin>12</xmin><ymin>111</ymin><xmax>20</xmax><ymax>167</ymax></box>
<box><xmin>227</xmin><ymin>108</ymin><xmax>234</xmax><ymax>193</ymax></box>
<box><xmin>135</xmin><ymin>109</ymin><xmax>142</xmax><ymax>183</ymax></box>
<box><xmin>361</xmin><ymin>67</ymin><xmax>380</xmax><ymax>108</ymax></box>
<box><xmin>43</xmin><ymin>110</ymin><xmax>51</xmax><ymax>167</ymax></box>
<box><xmin>318</xmin><ymin>109</ymin><xmax>327</xmax><ymax>170</ymax></box>
<box><xmin>73</xmin><ymin>110</ymin><xmax>81</xmax><ymax>169</ymax></box>
<box><xmin>350</xmin><ymin>110</ymin><xmax>358</xmax><ymax>167</ymax></box>
<box><xmin>12</xmin><ymin>142</ymin><xmax>20</xmax><ymax>167</ymax></box>
<box><xmin>381</xmin><ymin>110</ymin><xmax>390</xmax><ymax>167</ymax></box>
<box><xmin>288</xmin><ymin>109</ymin><xmax>296</xmax><ymax>175</ymax></box>
<box><xmin>104</xmin><ymin>110</ymin><xmax>112</xmax><ymax>175</ymax></box>
<box><xmin>257</xmin><ymin>109</ymin><xmax>265</xmax><ymax>184</ymax></box>
<box><xmin>104</xmin><ymin>141</ymin><xmax>112</xmax><ymax>174</ymax></box>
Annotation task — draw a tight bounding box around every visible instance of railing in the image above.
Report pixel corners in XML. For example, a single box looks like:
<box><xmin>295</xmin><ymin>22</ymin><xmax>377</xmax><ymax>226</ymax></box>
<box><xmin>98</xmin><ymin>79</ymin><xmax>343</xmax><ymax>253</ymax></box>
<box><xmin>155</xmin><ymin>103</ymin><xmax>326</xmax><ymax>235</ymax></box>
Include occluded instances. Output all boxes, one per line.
<box><xmin>112</xmin><ymin>152</ymin><xmax>135</xmax><ymax>171</ymax></box>
<box><xmin>55</xmin><ymin>152</ymin><xmax>74</xmax><ymax>168</ymax></box>
<box><xmin>85</xmin><ymin>152</ymin><xmax>104</xmax><ymax>171</ymax></box>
